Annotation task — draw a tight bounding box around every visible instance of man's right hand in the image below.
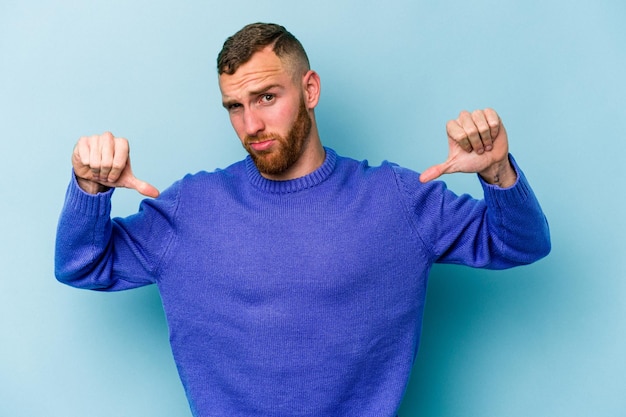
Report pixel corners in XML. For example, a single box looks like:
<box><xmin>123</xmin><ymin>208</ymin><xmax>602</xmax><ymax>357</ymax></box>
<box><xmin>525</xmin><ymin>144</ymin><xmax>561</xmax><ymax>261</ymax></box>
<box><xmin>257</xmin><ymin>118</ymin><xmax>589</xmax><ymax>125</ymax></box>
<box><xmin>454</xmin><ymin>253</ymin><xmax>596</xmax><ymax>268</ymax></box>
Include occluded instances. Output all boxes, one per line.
<box><xmin>72</xmin><ymin>132</ymin><xmax>160</xmax><ymax>198</ymax></box>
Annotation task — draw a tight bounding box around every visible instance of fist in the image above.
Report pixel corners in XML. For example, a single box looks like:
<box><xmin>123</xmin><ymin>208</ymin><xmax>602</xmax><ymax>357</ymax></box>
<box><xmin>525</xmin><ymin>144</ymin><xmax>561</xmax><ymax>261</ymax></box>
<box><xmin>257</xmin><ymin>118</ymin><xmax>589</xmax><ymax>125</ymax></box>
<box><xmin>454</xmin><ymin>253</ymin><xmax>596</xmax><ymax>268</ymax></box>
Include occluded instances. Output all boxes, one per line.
<box><xmin>420</xmin><ymin>108</ymin><xmax>515</xmax><ymax>187</ymax></box>
<box><xmin>72</xmin><ymin>132</ymin><xmax>159</xmax><ymax>198</ymax></box>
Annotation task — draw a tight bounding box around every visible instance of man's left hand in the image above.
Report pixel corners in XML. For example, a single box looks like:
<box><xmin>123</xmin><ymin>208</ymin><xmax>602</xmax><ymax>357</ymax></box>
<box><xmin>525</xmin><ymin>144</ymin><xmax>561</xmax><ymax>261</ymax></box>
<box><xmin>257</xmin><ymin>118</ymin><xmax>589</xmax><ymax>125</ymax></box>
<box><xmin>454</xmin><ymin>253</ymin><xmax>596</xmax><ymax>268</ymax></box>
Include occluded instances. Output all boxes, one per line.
<box><xmin>419</xmin><ymin>108</ymin><xmax>517</xmax><ymax>187</ymax></box>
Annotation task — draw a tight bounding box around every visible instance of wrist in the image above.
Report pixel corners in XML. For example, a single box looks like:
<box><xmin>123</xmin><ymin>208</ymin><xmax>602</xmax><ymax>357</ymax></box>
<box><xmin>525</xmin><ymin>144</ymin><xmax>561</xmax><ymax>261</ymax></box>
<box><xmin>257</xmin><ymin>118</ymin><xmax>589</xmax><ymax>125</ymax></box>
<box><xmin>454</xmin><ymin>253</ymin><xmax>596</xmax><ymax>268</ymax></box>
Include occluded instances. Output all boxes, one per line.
<box><xmin>75</xmin><ymin>176</ymin><xmax>111</xmax><ymax>195</ymax></box>
<box><xmin>479</xmin><ymin>155</ymin><xmax>517</xmax><ymax>188</ymax></box>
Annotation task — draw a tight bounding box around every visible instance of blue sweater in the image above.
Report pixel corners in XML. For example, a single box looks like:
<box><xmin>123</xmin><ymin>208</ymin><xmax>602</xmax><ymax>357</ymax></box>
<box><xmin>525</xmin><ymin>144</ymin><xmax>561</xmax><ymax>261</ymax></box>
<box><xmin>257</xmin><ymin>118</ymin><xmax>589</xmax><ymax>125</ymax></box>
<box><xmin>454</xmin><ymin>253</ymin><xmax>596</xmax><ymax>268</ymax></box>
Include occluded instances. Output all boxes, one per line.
<box><xmin>55</xmin><ymin>148</ymin><xmax>550</xmax><ymax>416</ymax></box>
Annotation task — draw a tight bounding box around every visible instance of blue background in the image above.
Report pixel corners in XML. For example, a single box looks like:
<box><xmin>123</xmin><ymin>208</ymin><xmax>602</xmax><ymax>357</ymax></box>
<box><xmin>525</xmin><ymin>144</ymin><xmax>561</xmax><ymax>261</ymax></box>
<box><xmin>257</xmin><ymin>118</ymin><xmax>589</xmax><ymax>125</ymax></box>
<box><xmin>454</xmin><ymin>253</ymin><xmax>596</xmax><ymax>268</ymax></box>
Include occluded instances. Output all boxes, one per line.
<box><xmin>1</xmin><ymin>1</ymin><xmax>625</xmax><ymax>416</ymax></box>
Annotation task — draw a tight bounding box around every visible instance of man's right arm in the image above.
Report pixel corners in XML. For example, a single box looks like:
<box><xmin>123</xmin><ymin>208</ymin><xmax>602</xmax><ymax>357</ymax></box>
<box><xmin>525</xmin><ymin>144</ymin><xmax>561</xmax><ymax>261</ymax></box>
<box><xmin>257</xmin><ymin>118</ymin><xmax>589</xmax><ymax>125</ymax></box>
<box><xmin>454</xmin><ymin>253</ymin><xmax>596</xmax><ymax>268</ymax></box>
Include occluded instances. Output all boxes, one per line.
<box><xmin>55</xmin><ymin>132</ymin><xmax>163</xmax><ymax>291</ymax></box>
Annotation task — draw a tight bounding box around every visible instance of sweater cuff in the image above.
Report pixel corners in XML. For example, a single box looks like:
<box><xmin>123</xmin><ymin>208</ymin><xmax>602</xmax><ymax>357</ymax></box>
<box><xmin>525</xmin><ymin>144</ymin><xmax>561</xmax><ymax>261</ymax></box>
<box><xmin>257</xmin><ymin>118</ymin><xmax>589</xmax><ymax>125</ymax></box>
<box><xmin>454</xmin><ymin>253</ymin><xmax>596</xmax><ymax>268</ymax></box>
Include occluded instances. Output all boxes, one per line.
<box><xmin>64</xmin><ymin>171</ymin><xmax>114</xmax><ymax>217</ymax></box>
<box><xmin>479</xmin><ymin>154</ymin><xmax>532</xmax><ymax>209</ymax></box>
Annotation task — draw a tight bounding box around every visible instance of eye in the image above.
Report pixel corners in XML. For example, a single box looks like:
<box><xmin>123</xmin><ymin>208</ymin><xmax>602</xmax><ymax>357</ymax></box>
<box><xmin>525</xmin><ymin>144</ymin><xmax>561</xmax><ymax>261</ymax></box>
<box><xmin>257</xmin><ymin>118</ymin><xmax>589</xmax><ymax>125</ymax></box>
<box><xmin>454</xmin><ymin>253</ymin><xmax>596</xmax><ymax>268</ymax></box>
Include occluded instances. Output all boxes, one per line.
<box><xmin>260</xmin><ymin>94</ymin><xmax>275</xmax><ymax>103</ymax></box>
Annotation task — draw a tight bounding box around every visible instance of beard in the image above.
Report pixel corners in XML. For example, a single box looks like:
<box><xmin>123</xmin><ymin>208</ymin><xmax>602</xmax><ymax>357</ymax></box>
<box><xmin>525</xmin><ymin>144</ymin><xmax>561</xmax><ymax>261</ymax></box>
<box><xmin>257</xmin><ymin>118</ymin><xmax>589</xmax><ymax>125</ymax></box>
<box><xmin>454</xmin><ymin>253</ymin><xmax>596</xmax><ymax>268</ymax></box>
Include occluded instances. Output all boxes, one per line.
<box><xmin>243</xmin><ymin>99</ymin><xmax>312</xmax><ymax>177</ymax></box>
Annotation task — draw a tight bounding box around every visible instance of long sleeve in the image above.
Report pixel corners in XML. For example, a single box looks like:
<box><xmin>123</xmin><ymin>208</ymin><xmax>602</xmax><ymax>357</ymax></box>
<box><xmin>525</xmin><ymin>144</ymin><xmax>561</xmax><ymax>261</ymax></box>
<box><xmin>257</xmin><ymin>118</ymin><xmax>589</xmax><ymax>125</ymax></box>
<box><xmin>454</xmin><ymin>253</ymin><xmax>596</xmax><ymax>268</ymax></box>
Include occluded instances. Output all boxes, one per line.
<box><xmin>394</xmin><ymin>154</ymin><xmax>551</xmax><ymax>269</ymax></box>
<box><xmin>54</xmin><ymin>174</ymin><xmax>179</xmax><ymax>291</ymax></box>
<box><xmin>52</xmin><ymin>149</ymin><xmax>551</xmax><ymax>416</ymax></box>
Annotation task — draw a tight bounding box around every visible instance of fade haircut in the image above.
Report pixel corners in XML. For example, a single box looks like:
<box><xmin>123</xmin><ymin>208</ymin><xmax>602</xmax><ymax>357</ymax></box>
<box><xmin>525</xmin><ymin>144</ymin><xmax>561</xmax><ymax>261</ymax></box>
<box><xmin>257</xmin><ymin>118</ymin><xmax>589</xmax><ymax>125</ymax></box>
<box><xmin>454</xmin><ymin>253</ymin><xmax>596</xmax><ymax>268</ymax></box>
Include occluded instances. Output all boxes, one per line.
<box><xmin>217</xmin><ymin>23</ymin><xmax>310</xmax><ymax>79</ymax></box>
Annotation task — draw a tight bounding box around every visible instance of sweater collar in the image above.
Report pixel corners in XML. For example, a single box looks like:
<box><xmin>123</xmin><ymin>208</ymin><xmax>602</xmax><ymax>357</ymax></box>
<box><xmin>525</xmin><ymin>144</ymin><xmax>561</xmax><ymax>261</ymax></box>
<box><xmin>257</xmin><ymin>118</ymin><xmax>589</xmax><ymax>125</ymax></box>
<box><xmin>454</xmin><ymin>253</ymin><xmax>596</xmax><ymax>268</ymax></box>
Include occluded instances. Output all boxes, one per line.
<box><xmin>245</xmin><ymin>147</ymin><xmax>337</xmax><ymax>194</ymax></box>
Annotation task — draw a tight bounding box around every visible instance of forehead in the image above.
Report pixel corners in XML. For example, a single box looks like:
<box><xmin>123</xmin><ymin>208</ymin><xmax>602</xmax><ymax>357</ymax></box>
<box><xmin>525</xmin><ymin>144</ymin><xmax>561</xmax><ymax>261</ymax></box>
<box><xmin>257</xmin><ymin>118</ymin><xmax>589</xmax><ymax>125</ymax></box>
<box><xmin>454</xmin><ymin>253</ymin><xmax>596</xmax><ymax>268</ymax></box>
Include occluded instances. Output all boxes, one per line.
<box><xmin>219</xmin><ymin>47</ymin><xmax>293</xmax><ymax>97</ymax></box>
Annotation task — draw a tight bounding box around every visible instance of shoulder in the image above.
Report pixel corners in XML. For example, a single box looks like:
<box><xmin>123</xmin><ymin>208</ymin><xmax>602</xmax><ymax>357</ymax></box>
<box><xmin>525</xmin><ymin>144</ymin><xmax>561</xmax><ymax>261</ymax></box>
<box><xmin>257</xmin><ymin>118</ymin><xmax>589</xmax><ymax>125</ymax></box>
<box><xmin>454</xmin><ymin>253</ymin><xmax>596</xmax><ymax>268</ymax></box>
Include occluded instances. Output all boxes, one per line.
<box><xmin>149</xmin><ymin>160</ymin><xmax>248</xmax><ymax>211</ymax></box>
<box><xmin>332</xmin><ymin>151</ymin><xmax>405</xmax><ymax>181</ymax></box>
<box><xmin>176</xmin><ymin>159</ymin><xmax>247</xmax><ymax>189</ymax></box>
<box><xmin>329</xmin><ymin>151</ymin><xmax>450</xmax><ymax>209</ymax></box>
<box><xmin>335</xmin><ymin>152</ymin><xmax>441</xmax><ymax>196</ymax></box>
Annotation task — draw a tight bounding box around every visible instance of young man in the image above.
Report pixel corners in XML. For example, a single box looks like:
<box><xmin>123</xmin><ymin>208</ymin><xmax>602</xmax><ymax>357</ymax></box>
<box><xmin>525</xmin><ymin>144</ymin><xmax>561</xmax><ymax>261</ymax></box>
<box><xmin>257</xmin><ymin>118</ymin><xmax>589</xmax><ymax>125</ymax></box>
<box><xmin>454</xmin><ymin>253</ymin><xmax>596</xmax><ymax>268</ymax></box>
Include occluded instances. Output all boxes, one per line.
<box><xmin>56</xmin><ymin>23</ymin><xmax>550</xmax><ymax>417</ymax></box>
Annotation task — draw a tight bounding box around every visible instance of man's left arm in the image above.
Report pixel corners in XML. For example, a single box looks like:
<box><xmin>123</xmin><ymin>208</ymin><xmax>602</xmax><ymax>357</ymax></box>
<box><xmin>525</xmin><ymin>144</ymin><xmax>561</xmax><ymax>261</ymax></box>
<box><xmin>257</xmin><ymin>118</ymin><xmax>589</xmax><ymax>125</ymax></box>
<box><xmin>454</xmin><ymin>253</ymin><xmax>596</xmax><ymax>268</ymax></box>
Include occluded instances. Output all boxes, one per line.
<box><xmin>419</xmin><ymin>108</ymin><xmax>550</xmax><ymax>267</ymax></box>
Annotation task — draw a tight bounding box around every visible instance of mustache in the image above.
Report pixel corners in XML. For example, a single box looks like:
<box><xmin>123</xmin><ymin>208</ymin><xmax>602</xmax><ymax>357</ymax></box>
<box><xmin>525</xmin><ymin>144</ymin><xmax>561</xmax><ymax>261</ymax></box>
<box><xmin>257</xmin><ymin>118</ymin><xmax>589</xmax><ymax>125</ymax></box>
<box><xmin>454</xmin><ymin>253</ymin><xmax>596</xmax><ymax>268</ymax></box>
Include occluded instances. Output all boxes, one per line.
<box><xmin>244</xmin><ymin>133</ymin><xmax>282</xmax><ymax>143</ymax></box>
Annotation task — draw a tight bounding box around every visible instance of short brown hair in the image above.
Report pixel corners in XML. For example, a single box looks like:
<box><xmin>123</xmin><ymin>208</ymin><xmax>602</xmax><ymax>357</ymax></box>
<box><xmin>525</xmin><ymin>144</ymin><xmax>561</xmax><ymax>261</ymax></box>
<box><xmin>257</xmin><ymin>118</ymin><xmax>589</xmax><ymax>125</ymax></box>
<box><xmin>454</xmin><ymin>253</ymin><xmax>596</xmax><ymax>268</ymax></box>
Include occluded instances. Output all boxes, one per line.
<box><xmin>217</xmin><ymin>23</ymin><xmax>310</xmax><ymax>77</ymax></box>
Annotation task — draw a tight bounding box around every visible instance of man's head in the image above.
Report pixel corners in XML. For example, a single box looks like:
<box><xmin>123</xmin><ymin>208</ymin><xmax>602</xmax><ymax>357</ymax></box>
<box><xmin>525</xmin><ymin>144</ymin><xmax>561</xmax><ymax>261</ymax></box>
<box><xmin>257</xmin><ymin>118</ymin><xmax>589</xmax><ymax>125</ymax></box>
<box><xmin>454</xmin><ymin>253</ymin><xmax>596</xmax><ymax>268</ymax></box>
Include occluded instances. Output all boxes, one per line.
<box><xmin>217</xmin><ymin>23</ymin><xmax>310</xmax><ymax>80</ymax></box>
<box><xmin>217</xmin><ymin>23</ymin><xmax>323</xmax><ymax>180</ymax></box>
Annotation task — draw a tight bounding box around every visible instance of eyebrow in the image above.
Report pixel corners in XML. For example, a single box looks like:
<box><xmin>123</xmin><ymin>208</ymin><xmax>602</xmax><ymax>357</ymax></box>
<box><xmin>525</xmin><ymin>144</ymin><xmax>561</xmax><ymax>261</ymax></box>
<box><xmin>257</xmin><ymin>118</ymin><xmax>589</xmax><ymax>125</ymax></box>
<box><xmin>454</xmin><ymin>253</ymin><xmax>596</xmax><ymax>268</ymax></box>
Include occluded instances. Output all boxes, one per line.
<box><xmin>221</xmin><ymin>83</ymin><xmax>282</xmax><ymax>109</ymax></box>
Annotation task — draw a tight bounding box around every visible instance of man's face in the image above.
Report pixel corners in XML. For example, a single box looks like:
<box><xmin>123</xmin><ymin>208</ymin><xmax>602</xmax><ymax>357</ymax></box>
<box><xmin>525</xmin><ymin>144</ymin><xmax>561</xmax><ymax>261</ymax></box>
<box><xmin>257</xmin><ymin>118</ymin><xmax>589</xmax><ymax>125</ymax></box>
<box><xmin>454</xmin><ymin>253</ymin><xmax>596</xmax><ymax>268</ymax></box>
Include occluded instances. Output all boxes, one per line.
<box><xmin>219</xmin><ymin>47</ymin><xmax>312</xmax><ymax>178</ymax></box>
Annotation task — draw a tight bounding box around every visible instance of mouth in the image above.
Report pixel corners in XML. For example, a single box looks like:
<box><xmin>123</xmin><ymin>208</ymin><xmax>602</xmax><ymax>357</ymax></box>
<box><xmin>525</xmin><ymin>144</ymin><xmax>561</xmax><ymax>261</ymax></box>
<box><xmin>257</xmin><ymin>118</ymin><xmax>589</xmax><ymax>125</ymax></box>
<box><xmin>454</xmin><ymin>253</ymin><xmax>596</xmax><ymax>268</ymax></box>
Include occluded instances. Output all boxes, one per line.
<box><xmin>248</xmin><ymin>139</ymin><xmax>276</xmax><ymax>152</ymax></box>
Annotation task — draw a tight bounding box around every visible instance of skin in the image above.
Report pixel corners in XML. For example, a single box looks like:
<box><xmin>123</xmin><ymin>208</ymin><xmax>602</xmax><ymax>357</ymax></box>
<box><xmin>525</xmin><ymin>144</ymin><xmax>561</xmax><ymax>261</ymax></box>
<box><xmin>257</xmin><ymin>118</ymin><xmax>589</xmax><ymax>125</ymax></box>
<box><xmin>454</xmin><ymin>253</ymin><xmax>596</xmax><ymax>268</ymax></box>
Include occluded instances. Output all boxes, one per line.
<box><xmin>219</xmin><ymin>46</ymin><xmax>325</xmax><ymax>181</ymax></box>
<box><xmin>419</xmin><ymin>108</ymin><xmax>516</xmax><ymax>187</ymax></box>
<box><xmin>71</xmin><ymin>47</ymin><xmax>516</xmax><ymax>196</ymax></box>
<box><xmin>72</xmin><ymin>132</ymin><xmax>159</xmax><ymax>197</ymax></box>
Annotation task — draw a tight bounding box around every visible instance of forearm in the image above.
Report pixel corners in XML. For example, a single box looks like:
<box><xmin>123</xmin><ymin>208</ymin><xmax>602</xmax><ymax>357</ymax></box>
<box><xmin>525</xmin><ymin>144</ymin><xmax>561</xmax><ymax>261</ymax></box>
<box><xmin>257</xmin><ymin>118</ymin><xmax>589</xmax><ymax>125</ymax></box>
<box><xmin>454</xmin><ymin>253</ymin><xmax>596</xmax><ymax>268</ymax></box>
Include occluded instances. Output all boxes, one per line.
<box><xmin>479</xmin><ymin>156</ymin><xmax>551</xmax><ymax>267</ymax></box>
<box><xmin>55</xmin><ymin>173</ymin><xmax>176</xmax><ymax>291</ymax></box>
<box><xmin>55</xmin><ymin>175</ymin><xmax>116</xmax><ymax>289</ymax></box>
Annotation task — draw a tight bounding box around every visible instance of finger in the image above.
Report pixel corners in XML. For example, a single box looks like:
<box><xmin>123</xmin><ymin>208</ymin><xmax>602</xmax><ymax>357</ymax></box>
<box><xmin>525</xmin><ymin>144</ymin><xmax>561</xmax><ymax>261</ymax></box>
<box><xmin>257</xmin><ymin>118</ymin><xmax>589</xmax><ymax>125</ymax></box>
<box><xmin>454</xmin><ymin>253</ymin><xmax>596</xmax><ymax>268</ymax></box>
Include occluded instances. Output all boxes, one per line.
<box><xmin>125</xmin><ymin>176</ymin><xmax>160</xmax><ymax>198</ymax></box>
<box><xmin>74</xmin><ymin>137</ymin><xmax>90</xmax><ymax>168</ymax></box>
<box><xmin>99</xmin><ymin>133</ymin><xmax>116</xmax><ymax>181</ymax></box>
<box><xmin>446</xmin><ymin>119</ymin><xmax>472</xmax><ymax>153</ymax></box>
<box><xmin>108</xmin><ymin>137</ymin><xmax>129</xmax><ymax>183</ymax></box>
<box><xmin>484</xmin><ymin>108</ymin><xmax>501</xmax><ymax>141</ymax></box>
<box><xmin>419</xmin><ymin>161</ymin><xmax>450</xmax><ymax>183</ymax></box>
<box><xmin>458</xmin><ymin>110</ymin><xmax>484</xmax><ymax>154</ymax></box>
<box><xmin>471</xmin><ymin>109</ymin><xmax>493</xmax><ymax>152</ymax></box>
<box><xmin>118</xmin><ymin>156</ymin><xmax>160</xmax><ymax>198</ymax></box>
<box><xmin>89</xmin><ymin>135</ymin><xmax>103</xmax><ymax>179</ymax></box>
<box><xmin>72</xmin><ymin>138</ymin><xmax>91</xmax><ymax>180</ymax></box>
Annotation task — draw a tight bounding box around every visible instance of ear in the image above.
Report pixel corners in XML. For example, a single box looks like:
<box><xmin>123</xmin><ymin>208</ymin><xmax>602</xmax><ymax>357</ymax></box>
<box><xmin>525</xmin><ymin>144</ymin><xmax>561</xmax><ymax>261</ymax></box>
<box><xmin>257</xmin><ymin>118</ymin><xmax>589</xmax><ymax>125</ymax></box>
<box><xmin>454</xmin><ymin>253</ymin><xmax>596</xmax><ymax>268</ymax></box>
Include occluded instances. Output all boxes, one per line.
<box><xmin>302</xmin><ymin>70</ymin><xmax>321</xmax><ymax>109</ymax></box>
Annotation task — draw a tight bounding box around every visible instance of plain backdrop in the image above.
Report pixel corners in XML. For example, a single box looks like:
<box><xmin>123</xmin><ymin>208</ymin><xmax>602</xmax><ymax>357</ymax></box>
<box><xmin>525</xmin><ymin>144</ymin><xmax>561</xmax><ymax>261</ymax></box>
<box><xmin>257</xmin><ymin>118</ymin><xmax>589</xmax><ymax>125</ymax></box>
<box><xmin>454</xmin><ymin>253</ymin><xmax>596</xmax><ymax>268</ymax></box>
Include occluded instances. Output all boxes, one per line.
<box><xmin>1</xmin><ymin>1</ymin><xmax>625</xmax><ymax>416</ymax></box>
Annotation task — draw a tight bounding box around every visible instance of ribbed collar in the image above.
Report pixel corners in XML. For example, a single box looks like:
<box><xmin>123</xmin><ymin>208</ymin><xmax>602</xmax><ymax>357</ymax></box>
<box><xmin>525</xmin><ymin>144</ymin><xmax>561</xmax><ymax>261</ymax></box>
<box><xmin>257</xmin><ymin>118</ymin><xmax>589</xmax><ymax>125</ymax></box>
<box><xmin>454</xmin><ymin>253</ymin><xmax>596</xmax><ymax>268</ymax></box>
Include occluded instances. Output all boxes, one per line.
<box><xmin>245</xmin><ymin>147</ymin><xmax>337</xmax><ymax>194</ymax></box>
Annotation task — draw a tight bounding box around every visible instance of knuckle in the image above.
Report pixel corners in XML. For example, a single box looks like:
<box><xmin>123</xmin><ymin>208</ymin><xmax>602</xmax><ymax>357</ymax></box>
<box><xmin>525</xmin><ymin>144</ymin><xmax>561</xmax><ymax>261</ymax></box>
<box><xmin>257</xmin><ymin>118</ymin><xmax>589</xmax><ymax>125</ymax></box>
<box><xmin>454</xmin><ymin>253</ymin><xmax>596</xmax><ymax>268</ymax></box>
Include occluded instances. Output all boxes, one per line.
<box><xmin>452</xmin><ymin>132</ymin><xmax>468</xmax><ymax>143</ymax></box>
<box><xmin>465</xmin><ymin>126</ymin><xmax>478</xmax><ymax>137</ymax></box>
<box><xmin>116</xmin><ymin>137</ymin><xmax>130</xmax><ymax>151</ymax></box>
<box><xmin>111</xmin><ymin>161</ymin><xmax>126</xmax><ymax>171</ymax></box>
<box><xmin>488</xmin><ymin>116</ymin><xmax>501</xmax><ymax>127</ymax></box>
<box><xmin>80</xmin><ymin>135</ymin><xmax>96</xmax><ymax>147</ymax></box>
<box><xmin>459</xmin><ymin>110</ymin><xmax>470</xmax><ymax>118</ymax></box>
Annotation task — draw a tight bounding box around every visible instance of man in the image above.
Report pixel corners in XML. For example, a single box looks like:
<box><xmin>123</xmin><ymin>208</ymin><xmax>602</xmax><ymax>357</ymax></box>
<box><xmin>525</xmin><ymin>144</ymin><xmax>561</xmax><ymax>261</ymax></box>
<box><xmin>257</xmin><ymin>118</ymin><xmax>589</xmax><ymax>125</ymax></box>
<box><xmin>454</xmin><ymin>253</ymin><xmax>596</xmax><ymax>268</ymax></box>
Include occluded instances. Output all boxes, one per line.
<box><xmin>56</xmin><ymin>23</ymin><xmax>550</xmax><ymax>417</ymax></box>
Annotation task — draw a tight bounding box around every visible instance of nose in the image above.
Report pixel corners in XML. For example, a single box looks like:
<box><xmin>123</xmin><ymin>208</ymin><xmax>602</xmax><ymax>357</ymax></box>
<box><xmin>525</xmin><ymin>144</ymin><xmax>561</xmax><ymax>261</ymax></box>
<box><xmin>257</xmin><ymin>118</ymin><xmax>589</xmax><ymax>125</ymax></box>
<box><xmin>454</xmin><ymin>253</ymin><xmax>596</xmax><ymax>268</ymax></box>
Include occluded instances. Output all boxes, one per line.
<box><xmin>243</xmin><ymin>108</ymin><xmax>264</xmax><ymax>137</ymax></box>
